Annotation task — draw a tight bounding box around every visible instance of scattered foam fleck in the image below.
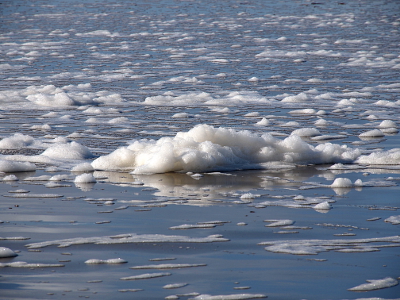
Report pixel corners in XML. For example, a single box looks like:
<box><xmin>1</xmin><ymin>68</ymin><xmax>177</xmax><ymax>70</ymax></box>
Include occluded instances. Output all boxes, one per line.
<box><xmin>163</xmin><ymin>283</ymin><xmax>188</xmax><ymax>289</ymax></box>
<box><xmin>264</xmin><ymin>220</ymin><xmax>295</xmax><ymax>227</ymax></box>
<box><xmin>85</xmin><ymin>258</ymin><xmax>127</xmax><ymax>264</ymax></box>
<box><xmin>170</xmin><ymin>224</ymin><xmax>216</xmax><ymax>230</ymax></box>
<box><xmin>25</xmin><ymin>233</ymin><xmax>229</xmax><ymax>249</ymax></box>
<box><xmin>120</xmin><ymin>272</ymin><xmax>171</xmax><ymax>280</ymax></box>
<box><xmin>130</xmin><ymin>263</ymin><xmax>206</xmax><ymax>269</ymax></box>
<box><xmin>190</xmin><ymin>294</ymin><xmax>267</xmax><ymax>300</ymax></box>
<box><xmin>348</xmin><ymin>277</ymin><xmax>398</xmax><ymax>291</ymax></box>
<box><xmin>259</xmin><ymin>236</ymin><xmax>400</xmax><ymax>255</ymax></box>
<box><xmin>0</xmin><ymin>261</ymin><xmax>64</xmax><ymax>268</ymax></box>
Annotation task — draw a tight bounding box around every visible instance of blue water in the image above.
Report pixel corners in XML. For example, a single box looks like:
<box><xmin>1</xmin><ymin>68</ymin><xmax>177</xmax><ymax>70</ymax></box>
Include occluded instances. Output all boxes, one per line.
<box><xmin>1</xmin><ymin>0</ymin><xmax>400</xmax><ymax>299</ymax></box>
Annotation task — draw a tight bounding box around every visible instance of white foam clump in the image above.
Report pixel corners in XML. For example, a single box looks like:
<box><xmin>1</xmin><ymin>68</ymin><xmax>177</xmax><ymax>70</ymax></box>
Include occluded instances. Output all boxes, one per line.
<box><xmin>384</xmin><ymin>215</ymin><xmax>400</xmax><ymax>225</ymax></box>
<box><xmin>244</xmin><ymin>112</ymin><xmax>260</xmax><ymax>117</ymax></box>
<box><xmin>91</xmin><ymin>124</ymin><xmax>360</xmax><ymax>174</ymax></box>
<box><xmin>240</xmin><ymin>193</ymin><xmax>258</xmax><ymax>199</ymax></box>
<box><xmin>348</xmin><ymin>277</ymin><xmax>398</xmax><ymax>291</ymax></box>
<box><xmin>2</xmin><ymin>174</ymin><xmax>19</xmax><ymax>181</ymax></box>
<box><xmin>26</xmin><ymin>91</ymin><xmax>77</xmax><ymax>107</ymax></box>
<box><xmin>264</xmin><ymin>219</ymin><xmax>295</xmax><ymax>227</ymax></box>
<box><xmin>315</xmin><ymin>118</ymin><xmax>329</xmax><ymax>126</ymax></box>
<box><xmin>358</xmin><ymin>129</ymin><xmax>385</xmax><ymax>138</ymax></box>
<box><xmin>330</xmin><ymin>178</ymin><xmax>352</xmax><ymax>188</ymax></box>
<box><xmin>289</xmin><ymin>108</ymin><xmax>316</xmax><ymax>114</ymax></box>
<box><xmin>172</xmin><ymin>112</ymin><xmax>189</xmax><ymax>118</ymax></box>
<box><xmin>71</xmin><ymin>162</ymin><xmax>94</xmax><ymax>172</ymax></box>
<box><xmin>85</xmin><ymin>258</ymin><xmax>127</xmax><ymax>264</ymax></box>
<box><xmin>190</xmin><ymin>294</ymin><xmax>267</xmax><ymax>300</ymax></box>
<box><xmin>313</xmin><ymin>201</ymin><xmax>331</xmax><ymax>211</ymax></box>
<box><xmin>0</xmin><ymin>247</ymin><xmax>18</xmax><ymax>258</ymax></box>
<box><xmin>337</xmin><ymin>98</ymin><xmax>357</xmax><ymax>106</ymax></box>
<box><xmin>378</xmin><ymin>120</ymin><xmax>397</xmax><ymax>128</ymax></box>
<box><xmin>30</xmin><ymin>124</ymin><xmax>51</xmax><ymax>131</ymax></box>
<box><xmin>169</xmin><ymin>224</ymin><xmax>215</xmax><ymax>230</ymax></box>
<box><xmin>0</xmin><ymin>160</ymin><xmax>36</xmax><ymax>172</ymax></box>
<box><xmin>20</xmin><ymin>84</ymin><xmax>124</xmax><ymax>107</ymax></box>
<box><xmin>74</xmin><ymin>173</ymin><xmax>96</xmax><ymax>183</ymax></box>
<box><xmin>291</xmin><ymin>128</ymin><xmax>321</xmax><ymax>137</ymax></box>
<box><xmin>281</xmin><ymin>92</ymin><xmax>309</xmax><ymax>103</ymax></box>
<box><xmin>0</xmin><ymin>261</ymin><xmax>64</xmax><ymax>268</ymax></box>
<box><xmin>356</xmin><ymin>148</ymin><xmax>400</xmax><ymax>165</ymax></box>
<box><xmin>42</xmin><ymin>141</ymin><xmax>94</xmax><ymax>160</ymax></box>
<box><xmin>259</xmin><ymin>236</ymin><xmax>400</xmax><ymax>255</ymax></box>
<box><xmin>76</xmin><ymin>30</ymin><xmax>120</xmax><ymax>37</ymax></box>
<box><xmin>143</xmin><ymin>91</ymin><xmax>271</xmax><ymax>106</ymax></box>
<box><xmin>255</xmin><ymin>118</ymin><xmax>269</xmax><ymax>126</ymax></box>
<box><xmin>0</xmin><ymin>133</ymin><xmax>35</xmax><ymax>149</ymax></box>
<box><xmin>144</xmin><ymin>92</ymin><xmax>213</xmax><ymax>105</ymax></box>
<box><xmin>49</xmin><ymin>174</ymin><xmax>70</xmax><ymax>181</ymax></box>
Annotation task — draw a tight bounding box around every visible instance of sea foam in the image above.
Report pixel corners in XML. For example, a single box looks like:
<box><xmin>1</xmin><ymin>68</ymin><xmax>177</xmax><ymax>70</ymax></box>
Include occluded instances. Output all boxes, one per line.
<box><xmin>92</xmin><ymin>124</ymin><xmax>360</xmax><ymax>174</ymax></box>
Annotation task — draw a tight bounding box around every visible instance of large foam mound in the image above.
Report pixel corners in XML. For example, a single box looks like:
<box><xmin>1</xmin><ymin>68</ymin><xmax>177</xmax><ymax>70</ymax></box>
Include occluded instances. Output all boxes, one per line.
<box><xmin>91</xmin><ymin>124</ymin><xmax>360</xmax><ymax>174</ymax></box>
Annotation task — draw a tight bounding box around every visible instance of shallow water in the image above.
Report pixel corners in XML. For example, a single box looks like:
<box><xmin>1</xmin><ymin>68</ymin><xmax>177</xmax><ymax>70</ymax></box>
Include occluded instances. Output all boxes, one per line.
<box><xmin>1</xmin><ymin>0</ymin><xmax>400</xmax><ymax>299</ymax></box>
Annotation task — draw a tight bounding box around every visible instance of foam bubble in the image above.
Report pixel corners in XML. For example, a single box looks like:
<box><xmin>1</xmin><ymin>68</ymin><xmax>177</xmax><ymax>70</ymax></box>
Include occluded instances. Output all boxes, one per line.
<box><xmin>330</xmin><ymin>178</ymin><xmax>352</xmax><ymax>188</ymax></box>
<box><xmin>0</xmin><ymin>247</ymin><xmax>18</xmax><ymax>258</ymax></box>
<box><xmin>74</xmin><ymin>173</ymin><xmax>97</xmax><ymax>183</ymax></box>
